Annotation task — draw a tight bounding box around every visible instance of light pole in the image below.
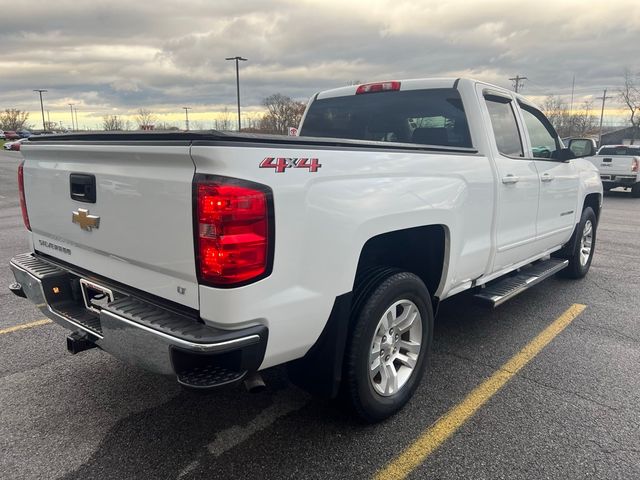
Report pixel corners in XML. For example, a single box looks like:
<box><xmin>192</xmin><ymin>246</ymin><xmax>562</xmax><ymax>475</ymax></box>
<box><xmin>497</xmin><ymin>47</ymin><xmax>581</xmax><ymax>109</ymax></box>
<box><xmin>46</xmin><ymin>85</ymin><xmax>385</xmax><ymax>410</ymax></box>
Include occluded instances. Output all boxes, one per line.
<box><xmin>225</xmin><ymin>56</ymin><xmax>247</xmax><ymax>131</ymax></box>
<box><xmin>33</xmin><ymin>89</ymin><xmax>47</xmax><ymax>132</ymax></box>
<box><xmin>69</xmin><ymin>104</ymin><xmax>75</xmax><ymax>131</ymax></box>
<box><xmin>183</xmin><ymin>107</ymin><xmax>191</xmax><ymax>131</ymax></box>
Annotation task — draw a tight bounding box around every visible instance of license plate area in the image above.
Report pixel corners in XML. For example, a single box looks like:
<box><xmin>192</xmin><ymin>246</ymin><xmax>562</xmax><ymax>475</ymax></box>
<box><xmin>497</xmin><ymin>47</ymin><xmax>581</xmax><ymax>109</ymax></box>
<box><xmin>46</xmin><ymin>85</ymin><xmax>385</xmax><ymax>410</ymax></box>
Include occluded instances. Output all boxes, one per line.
<box><xmin>79</xmin><ymin>279</ymin><xmax>114</xmax><ymax>314</ymax></box>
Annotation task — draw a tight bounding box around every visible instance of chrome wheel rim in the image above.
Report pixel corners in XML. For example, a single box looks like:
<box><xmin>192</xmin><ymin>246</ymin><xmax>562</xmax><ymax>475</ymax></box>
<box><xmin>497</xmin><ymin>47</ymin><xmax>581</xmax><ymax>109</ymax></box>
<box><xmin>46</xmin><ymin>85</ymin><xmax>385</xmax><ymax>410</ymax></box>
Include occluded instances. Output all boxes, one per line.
<box><xmin>579</xmin><ymin>219</ymin><xmax>593</xmax><ymax>267</ymax></box>
<box><xmin>369</xmin><ymin>299</ymin><xmax>422</xmax><ymax>397</ymax></box>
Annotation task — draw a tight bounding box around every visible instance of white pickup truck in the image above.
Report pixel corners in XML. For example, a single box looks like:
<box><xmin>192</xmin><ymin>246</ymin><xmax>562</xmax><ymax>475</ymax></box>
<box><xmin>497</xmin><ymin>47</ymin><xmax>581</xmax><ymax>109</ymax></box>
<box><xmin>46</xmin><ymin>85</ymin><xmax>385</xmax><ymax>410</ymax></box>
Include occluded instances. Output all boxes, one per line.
<box><xmin>585</xmin><ymin>144</ymin><xmax>640</xmax><ymax>196</ymax></box>
<box><xmin>10</xmin><ymin>78</ymin><xmax>602</xmax><ymax>422</ymax></box>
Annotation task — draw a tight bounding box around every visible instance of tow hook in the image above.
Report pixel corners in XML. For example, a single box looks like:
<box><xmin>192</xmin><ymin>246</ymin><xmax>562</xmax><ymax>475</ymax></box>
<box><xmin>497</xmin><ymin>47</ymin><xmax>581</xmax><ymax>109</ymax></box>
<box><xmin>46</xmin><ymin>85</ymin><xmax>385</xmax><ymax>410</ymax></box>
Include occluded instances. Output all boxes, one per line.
<box><xmin>243</xmin><ymin>372</ymin><xmax>266</xmax><ymax>393</ymax></box>
<box><xmin>66</xmin><ymin>331</ymin><xmax>97</xmax><ymax>354</ymax></box>
<box><xmin>9</xmin><ymin>282</ymin><xmax>26</xmax><ymax>298</ymax></box>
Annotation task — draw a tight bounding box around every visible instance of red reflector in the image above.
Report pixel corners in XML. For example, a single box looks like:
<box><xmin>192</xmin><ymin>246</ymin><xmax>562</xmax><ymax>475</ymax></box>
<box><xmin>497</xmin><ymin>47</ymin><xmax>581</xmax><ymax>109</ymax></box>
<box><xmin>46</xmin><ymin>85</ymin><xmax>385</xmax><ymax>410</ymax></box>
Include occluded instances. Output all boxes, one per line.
<box><xmin>18</xmin><ymin>162</ymin><xmax>31</xmax><ymax>231</ymax></box>
<box><xmin>356</xmin><ymin>81</ymin><xmax>401</xmax><ymax>95</ymax></box>
<box><xmin>195</xmin><ymin>179</ymin><xmax>271</xmax><ymax>286</ymax></box>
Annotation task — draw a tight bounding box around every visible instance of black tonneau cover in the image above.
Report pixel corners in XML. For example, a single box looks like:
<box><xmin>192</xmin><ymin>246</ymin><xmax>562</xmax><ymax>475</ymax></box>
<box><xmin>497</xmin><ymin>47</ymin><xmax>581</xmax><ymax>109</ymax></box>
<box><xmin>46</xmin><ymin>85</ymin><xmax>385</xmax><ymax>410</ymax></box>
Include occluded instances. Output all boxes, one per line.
<box><xmin>27</xmin><ymin>130</ymin><xmax>477</xmax><ymax>154</ymax></box>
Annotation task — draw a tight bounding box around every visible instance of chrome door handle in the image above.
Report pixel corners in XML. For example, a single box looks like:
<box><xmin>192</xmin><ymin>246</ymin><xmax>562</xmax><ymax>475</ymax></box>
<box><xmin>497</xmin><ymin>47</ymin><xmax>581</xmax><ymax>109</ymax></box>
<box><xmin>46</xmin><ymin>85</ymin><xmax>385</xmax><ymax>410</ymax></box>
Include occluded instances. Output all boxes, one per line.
<box><xmin>541</xmin><ymin>173</ymin><xmax>554</xmax><ymax>182</ymax></box>
<box><xmin>502</xmin><ymin>174</ymin><xmax>519</xmax><ymax>184</ymax></box>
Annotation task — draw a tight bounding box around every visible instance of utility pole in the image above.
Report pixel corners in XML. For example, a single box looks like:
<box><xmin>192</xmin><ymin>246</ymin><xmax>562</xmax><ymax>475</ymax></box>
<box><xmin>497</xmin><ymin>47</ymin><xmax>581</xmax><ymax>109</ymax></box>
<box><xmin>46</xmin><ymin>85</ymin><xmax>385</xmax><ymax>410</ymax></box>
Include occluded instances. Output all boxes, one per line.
<box><xmin>597</xmin><ymin>88</ymin><xmax>610</xmax><ymax>147</ymax></box>
<box><xmin>33</xmin><ymin>89</ymin><xmax>47</xmax><ymax>132</ymax></box>
<box><xmin>509</xmin><ymin>75</ymin><xmax>528</xmax><ymax>93</ymax></box>
<box><xmin>46</xmin><ymin>110</ymin><xmax>51</xmax><ymax>131</ymax></box>
<box><xmin>568</xmin><ymin>75</ymin><xmax>575</xmax><ymax>137</ymax></box>
<box><xmin>225</xmin><ymin>56</ymin><xmax>247</xmax><ymax>131</ymax></box>
<box><xmin>69</xmin><ymin>104</ymin><xmax>75</xmax><ymax>131</ymax></box>
<box><xmin>183</xmin><ymin>107</ymin><xmax>191</xmax><ymax>131</ymax></box>
<box><xmin>74</xmin><ymin>107</ymin><xmax>80</xmax><ymax>132</ymax></box>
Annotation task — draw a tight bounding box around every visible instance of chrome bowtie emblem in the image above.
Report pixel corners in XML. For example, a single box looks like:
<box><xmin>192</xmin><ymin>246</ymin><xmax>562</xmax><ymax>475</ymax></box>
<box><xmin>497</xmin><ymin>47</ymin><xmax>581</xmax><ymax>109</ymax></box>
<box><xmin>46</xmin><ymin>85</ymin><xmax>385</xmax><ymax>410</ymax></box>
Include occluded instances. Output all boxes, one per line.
<box><xmin>72</xmin><ymin>208</ymin><xmax>100</xmax><ymax>231</ymax></box>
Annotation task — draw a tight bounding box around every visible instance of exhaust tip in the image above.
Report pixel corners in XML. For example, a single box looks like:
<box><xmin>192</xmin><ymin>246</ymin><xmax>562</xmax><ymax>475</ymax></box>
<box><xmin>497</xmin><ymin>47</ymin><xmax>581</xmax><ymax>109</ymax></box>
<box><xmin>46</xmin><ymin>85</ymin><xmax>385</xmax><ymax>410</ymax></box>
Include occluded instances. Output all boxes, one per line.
<box><xmin>243</xmin><ymin>372</ymin><xmax>266</xmax><ymax>393</ymax></box>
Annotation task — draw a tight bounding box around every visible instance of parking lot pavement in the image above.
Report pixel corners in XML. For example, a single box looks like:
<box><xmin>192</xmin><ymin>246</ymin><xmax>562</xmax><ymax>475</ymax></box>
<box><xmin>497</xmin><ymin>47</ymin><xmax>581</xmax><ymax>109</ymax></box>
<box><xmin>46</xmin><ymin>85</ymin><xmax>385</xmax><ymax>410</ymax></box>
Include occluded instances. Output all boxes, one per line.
<box><xmin>1</xmin><ymin>148</ymin><xmax>639</xmax><ymax>479</ymax></box>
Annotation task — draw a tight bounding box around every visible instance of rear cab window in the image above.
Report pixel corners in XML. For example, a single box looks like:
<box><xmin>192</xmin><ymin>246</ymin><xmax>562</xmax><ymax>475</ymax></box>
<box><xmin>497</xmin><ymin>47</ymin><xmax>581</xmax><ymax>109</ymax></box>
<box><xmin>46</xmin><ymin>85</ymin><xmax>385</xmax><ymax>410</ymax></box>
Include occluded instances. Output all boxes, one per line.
<box><xmin>299</xmin><ymin>88</ymin><xmax>472</xmax><ymax>148</ymax></box>
<box><xmin>598</xmin><ymin>146</ymin><xmax>640</xmax><ymax>156</ymax></box>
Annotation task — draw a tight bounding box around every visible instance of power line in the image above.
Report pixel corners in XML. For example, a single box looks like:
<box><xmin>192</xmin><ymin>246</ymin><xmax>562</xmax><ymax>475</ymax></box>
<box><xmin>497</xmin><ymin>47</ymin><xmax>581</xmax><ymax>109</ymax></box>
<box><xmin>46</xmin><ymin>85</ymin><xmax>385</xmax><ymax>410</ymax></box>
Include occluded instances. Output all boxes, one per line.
<box><xmin>509</xmin><ymin>75</ymin><xmax>528</xmax><ymax>93</ymax></box>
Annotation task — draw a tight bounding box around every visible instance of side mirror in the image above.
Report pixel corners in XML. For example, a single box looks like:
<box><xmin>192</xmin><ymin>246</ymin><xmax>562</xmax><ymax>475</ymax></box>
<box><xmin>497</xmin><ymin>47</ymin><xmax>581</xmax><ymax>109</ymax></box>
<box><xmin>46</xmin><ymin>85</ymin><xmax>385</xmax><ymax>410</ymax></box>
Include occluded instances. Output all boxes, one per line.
<box><xmin>567</xmin><ymin>139</ymin><xmax>596</xmax><ymax>158</ymax></box>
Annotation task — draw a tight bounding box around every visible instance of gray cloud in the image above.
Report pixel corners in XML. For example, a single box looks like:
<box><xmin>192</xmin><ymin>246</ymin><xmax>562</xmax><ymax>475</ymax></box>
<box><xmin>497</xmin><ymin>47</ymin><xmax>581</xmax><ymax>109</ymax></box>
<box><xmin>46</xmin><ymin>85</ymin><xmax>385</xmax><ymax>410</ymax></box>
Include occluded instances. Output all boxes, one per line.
<box><xmin>1</xmin><ymin>0</ymin><xmax>638</xmax><ymax>127</ymax></box>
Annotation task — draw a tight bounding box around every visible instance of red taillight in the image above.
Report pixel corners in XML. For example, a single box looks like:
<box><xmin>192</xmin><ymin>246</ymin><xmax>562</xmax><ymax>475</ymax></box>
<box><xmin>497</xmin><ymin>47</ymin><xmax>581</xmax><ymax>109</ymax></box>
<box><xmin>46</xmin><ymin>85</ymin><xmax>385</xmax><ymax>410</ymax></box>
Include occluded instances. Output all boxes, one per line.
<box><xmin>356</xmin><ymin>81</ymin><xmax>401</xmax><ymax>95</ymax></box>
<box><xmin>633</xmin><ymin>157</ymin><xmax>639</xmax><ymax>173</ymax></box>
<box><xmin>18</xmin><ymin>162</ymin><xmax>31</xmax><ymax>231</ymax></box>
<box><xmin>195</xmin><ymin>177</ymin><xmax>272</xmax><ymax>286</ymax></box>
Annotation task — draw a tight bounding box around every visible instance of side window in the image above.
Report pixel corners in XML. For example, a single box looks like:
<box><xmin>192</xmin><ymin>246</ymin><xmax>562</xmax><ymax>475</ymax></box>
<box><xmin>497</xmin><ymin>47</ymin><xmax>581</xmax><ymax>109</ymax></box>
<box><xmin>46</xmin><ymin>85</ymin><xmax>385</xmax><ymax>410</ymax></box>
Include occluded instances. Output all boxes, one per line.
<box><xmin>519</xmin><ymin>104</ymin><xmax>560</xmax><ymax>159</ymax></box>
<box><xmin>484</xmin><ymin>96</ymin><xmax>524</xmax><ymax>157</ymax></box>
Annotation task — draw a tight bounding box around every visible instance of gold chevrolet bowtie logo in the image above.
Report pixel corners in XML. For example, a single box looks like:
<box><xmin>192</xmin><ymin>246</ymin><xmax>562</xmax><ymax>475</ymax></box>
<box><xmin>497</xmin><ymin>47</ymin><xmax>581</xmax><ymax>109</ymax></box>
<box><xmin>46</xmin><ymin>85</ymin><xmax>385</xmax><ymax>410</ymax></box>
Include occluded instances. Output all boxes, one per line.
<box><xmin>72</xmin><ymin>208</ymin><xmax>100</xmax><ymax>231</ymax></box>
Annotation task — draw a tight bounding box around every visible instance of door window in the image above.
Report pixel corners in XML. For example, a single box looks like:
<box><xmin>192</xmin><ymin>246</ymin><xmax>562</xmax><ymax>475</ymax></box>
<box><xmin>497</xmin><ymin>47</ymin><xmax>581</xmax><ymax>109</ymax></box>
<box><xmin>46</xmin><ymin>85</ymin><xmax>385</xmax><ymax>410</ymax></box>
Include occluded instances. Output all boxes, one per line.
<box><xmin>519</xmin><ymin>104</ymin><xmax>560</xmax><ymax>159</ymax></box>
<box><xmin>484</xmin><ymin>96</ymin><xmax>524</xmax><ymax>157</ymax></box>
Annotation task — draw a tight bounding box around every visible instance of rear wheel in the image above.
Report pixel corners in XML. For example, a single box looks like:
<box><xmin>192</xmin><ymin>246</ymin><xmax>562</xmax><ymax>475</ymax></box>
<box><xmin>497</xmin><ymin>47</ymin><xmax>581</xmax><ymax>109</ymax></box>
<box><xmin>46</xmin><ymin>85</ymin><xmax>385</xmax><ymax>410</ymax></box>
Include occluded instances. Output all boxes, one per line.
<box><xmin>344</xmin><ymin>271</ymin><xmax>433</xmax><ymax>423</ymax></box>
<box><xmin>631</xmin><ymin>182</ymin><xmax>640</xmax><ymax>198</ymax></box>
<box><xmin>559</xmin><ymin>207</ymin><xmax>597</xmax><ymax>279</ymax></box>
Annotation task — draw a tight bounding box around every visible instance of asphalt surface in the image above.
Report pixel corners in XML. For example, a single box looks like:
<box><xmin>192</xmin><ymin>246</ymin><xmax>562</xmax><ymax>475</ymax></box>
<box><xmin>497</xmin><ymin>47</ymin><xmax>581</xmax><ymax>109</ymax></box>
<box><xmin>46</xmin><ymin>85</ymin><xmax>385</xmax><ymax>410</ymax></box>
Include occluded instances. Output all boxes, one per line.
<box><xmin>1</xmin><ymin>149</ymin><xmax>639</xmax><ymax>479</ymax></box>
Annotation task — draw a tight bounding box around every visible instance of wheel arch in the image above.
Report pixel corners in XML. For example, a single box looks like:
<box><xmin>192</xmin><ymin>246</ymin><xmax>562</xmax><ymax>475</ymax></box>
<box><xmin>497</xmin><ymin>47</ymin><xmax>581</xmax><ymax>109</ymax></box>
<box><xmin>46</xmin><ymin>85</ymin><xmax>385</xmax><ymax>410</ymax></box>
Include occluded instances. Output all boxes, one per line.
<box><xmin>287</xmin><ymin>224</ymin><xmax>449</xmax><ymax>398</ymax></box>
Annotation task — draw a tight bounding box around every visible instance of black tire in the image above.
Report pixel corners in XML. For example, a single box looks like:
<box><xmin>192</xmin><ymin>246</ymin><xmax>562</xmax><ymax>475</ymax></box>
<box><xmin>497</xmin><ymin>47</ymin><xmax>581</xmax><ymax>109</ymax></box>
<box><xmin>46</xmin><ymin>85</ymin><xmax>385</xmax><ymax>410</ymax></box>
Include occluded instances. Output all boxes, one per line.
<box><xmin>344</xmin><ymin>271</ymin><xmax>433</xmax><ymax>423</ymax></box>
<box><xmin>558</xmin><ymin>207</ymin><xmax>597</xmax><ymax>279</ymax></box>
<box><xmin>631</xmin><ymin>183</ymin><xmax>640</xmax><ymax>198</ymax></box>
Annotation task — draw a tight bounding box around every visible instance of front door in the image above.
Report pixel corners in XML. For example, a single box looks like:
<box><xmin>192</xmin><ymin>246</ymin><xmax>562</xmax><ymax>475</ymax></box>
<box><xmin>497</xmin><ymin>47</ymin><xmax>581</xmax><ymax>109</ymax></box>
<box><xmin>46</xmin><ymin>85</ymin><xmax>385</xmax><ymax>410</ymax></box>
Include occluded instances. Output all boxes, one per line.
<box><xmin>517</xmin><ymin>102</ymin><xmax>580</xmax><ymax>251</ymax></box>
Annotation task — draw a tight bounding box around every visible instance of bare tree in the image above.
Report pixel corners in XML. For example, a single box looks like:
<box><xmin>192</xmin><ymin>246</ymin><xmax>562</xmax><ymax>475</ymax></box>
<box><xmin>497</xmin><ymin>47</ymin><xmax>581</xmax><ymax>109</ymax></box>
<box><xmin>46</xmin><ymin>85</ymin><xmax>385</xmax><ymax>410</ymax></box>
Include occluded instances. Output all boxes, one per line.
<box><xmin>260</xmin><ymin>94</ymin><xmax>306</xmax><ymax>134</ymax></box>
<box><xmin>102</xmin><ymin>115</ymin><xmax>125</xmax><ymax>131</ymax></box>
<box><xmin>572</xmin><ymin>100</ymin><xmax>596</xmax><ymax>136</ymax></box>
<box><xmin>0</xmin><ymin>109</ymin><xmax>31</xmax><ymax>130</ymax></box>
<box><xmin>135</xmin><ymin>108</ymin><xmax>157</xmax><ymax>130</ymax></box>
<box><xmin>541</xmin><ymin>96</ymin><xmax>596</xmax><ymax>138</ymax></box>
<box><xmin>542</xmin><ymin>96</ymin><xmax>571</xmax><ymax>137</ymax></box>
<box><xmin>619</xmin><ymin>69</ymin><xmax>640</xmax><ymax>144</ymax></box>
<box><xmin>214</xmin><ymin>107</ymin><xmax>233</xmax><ymax>131</ymax></box>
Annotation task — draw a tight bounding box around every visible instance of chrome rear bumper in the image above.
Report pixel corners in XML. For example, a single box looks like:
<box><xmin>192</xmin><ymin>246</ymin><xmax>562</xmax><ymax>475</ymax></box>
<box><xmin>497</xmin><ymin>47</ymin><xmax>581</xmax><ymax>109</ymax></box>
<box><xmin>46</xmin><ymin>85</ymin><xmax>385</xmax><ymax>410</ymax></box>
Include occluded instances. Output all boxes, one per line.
<box><xmin>9</xmin><ymin>253</ymin><xmax>268</xmax><ymax>386</ymax></box>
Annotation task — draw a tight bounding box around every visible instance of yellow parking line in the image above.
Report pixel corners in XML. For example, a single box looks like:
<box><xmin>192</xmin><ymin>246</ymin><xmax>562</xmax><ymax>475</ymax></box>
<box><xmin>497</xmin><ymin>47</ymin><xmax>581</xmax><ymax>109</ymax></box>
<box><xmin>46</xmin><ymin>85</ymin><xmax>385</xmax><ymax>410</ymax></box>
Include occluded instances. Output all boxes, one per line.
<box><xmin>375</xmin><ymin>303</ymin><xmax>587</xmax><ymax>480</ymax></box>
<box><xmin>0</xmin><ymin>319</ymin><xmax>52</xmax><ymax>335</ymax></box>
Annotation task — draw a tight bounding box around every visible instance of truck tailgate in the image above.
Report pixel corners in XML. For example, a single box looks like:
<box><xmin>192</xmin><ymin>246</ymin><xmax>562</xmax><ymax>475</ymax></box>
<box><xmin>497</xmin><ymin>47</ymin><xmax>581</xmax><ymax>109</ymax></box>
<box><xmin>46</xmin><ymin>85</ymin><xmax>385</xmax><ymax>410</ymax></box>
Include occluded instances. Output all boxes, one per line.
<box><xmin>592</xmin><ymin>155</ymin><xmax>637</xmax><ymax>175</ymax></box>
<box><xmin>21</xmin><ymin>143</ymin><xmax>198</xmax><ymax>308</ymax></box>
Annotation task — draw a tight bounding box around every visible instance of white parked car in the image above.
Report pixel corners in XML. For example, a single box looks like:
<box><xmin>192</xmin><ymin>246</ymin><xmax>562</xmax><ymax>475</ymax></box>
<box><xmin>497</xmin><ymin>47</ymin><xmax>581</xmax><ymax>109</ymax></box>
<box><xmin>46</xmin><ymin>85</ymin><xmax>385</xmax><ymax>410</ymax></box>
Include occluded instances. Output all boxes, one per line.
<box><xmin>585</xmin><ymin>144</ymin><xmax>640</xmax><ymax>196</ymax></box>
<box><xmin>10</xmin><ymin>78</ymin><xmax>602</xmax><ymax>422</ymax></box>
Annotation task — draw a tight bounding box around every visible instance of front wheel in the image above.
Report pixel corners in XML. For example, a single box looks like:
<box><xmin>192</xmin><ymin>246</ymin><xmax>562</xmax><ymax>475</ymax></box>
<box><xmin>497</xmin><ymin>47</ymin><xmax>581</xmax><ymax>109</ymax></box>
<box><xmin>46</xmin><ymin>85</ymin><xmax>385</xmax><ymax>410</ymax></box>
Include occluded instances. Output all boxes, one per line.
<box><xmin>344</xmin><ymin>271</ymin><xmax>433</xmax><ymax>423</ymax></box>
<box><xmin>559</xmin><ymin>207</ymin><xmax>597</xmax><ymax>279</ymax></box>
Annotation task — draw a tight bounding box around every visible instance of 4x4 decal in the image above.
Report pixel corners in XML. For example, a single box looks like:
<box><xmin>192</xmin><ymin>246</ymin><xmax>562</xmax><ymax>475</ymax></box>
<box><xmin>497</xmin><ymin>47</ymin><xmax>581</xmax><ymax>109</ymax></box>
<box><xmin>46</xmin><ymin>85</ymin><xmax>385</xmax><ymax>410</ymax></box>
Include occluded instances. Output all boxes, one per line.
<box><xmin>260</xmin><ymin>157</ymin><xmax>322</xmax><ymax>173</ymax></box>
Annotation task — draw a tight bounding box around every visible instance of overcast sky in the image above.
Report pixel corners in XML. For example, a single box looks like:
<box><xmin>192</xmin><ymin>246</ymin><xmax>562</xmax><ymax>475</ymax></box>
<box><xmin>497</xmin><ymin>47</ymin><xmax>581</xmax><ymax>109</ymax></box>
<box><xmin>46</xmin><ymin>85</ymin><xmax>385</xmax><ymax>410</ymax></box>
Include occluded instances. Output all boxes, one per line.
<box><xmin>1</xmin><ymin>0</ymin><xmax>638</xmax><ymax>129</ymax></box>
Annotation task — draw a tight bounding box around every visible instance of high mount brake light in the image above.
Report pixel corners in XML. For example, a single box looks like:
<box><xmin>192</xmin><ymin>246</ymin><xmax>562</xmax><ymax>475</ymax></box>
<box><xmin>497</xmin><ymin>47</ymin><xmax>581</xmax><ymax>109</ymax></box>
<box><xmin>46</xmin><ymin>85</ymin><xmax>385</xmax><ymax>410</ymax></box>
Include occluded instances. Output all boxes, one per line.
<box><xmin>355</xmin><ymin>81</ymin><xmax>401</xmax><ymax>95</ymax></box>
<box><xmin>18</xmin><ymin>161</ymin><xmax>31</xmax><ymax>231</ymax></box>
<box><xmin>194</xmin><ymin>176</ymin><xmax>273</xmax><ymax>287</ymax></box>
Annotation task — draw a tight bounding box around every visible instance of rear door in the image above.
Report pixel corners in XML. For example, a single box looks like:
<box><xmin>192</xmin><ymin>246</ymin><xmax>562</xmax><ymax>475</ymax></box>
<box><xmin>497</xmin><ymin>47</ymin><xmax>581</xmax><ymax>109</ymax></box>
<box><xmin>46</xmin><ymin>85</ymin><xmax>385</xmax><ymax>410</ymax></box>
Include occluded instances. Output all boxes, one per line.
<box><xmin>479</xmin><ymin>88</ymin><xmax>540</xmax><ymax>272</ymax></box>
<box><xmin>21</xmin><ymin>142</ymin><xmax>199</xmax><ymax>308</ymax></box>
<box><xmin>516</xmin><ymin>102</ymin><xmax>580</xmax><ymax>251</ymax></box>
